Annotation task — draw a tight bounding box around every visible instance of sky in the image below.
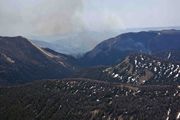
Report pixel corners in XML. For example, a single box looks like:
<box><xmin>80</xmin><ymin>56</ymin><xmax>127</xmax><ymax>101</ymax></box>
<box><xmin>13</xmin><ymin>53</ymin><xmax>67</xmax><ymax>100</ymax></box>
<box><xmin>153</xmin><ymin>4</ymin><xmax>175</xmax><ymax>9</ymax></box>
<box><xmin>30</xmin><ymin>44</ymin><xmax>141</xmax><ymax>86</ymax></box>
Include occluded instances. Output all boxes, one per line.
<box><xmin>0</xmin><ymin>0</ymin><xmax>180</xmax><ymax>54</ymax></box>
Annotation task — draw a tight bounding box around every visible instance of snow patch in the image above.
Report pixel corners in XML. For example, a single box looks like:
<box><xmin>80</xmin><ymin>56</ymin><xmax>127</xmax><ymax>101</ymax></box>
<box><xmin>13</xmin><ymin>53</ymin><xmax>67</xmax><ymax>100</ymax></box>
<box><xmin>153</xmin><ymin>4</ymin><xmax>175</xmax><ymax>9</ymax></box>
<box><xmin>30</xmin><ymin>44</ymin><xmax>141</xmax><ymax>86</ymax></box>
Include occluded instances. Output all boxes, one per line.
<box><xmin>177</xmin><ymin>112</ymin><xmax>180</xmax><ymax>119</ymax></box>
<box><xmin>174</xmin><ymin>73</ymin><xmax>179</xmax><ymax>78</ymax></box>
<box><xmin>154</xmin><ymin>67</ymin><xmax>157</xmax><ymax>72</ymax></box>
<box><xmin>114</xmin><ymin>74</ymin><xmax>119</xmax><ymax>78</ymax></box>
<box><xmin>166</xmin><ymin>108</ymin><xmax>171</xmax><ymax>120</ymax></box>
<box><xmin>167</xmin><ymin>52</ymin><xmax>171</xmax><ymax>59</ymax></box>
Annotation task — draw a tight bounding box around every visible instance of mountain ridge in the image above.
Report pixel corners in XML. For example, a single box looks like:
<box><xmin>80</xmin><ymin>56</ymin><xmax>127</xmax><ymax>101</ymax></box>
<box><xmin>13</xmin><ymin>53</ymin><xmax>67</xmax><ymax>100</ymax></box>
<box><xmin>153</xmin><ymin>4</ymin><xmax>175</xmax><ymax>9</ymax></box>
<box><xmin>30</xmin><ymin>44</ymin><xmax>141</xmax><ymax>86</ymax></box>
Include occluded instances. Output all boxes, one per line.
<box><xmin>0</xmin><ymin>36</ymin><xmax>76</xmax><ymax>85</ymax></box>
<box><xmin>80</xmin><ymin>29</ymin><xmax>180</xmax><ymax>66</ymax></box>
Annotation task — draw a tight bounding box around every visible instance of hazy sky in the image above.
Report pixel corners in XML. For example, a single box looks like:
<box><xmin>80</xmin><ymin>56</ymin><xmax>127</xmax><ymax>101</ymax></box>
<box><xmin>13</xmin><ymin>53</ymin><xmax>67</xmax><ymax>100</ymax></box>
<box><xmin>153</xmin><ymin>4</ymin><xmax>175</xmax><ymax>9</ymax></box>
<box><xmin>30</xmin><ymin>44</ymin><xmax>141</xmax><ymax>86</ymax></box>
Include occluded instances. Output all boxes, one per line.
<box><xmin>0</xmin><ymin>0</ymin><xmax>180</xmax><ymax>39</ymax></box>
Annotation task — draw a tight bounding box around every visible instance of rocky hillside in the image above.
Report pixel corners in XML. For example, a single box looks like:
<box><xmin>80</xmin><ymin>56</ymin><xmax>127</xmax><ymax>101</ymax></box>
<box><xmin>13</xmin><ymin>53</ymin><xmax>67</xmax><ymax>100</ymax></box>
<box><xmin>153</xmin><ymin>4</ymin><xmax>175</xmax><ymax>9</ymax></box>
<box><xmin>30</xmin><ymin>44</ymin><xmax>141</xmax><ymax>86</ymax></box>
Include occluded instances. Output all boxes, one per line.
<box><xmin>74</xmin><ymin>54</ymin><xmax>180</xmax><ymax>85</ymax></box>
<box><xmin>104</xmin><ymin>54</ymin><xmax>180</xmax><ymax>85</ymax></box>
<box><xmin>0</xmin><ymin>36</ymin><xmax>76</xmax><ymax>85</ymax></box>
<box><xmin>0</xmin><ymin>79</ymin><xmax>179</xmax><ymax>120</ymax></box>
<box><xmin>80</xmin><ymin>30</ymin><xmax>180</xmax><ymax>66</ymax></box>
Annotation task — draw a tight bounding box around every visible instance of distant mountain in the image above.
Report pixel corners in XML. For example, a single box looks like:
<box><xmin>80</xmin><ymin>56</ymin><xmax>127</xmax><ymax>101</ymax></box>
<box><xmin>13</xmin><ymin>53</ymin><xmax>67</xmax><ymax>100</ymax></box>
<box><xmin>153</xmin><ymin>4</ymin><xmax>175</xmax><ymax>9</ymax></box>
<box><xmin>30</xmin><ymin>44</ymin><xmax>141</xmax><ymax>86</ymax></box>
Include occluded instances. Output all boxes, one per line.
<box><xmin>31</xmin><ymin>40</ymin><xmax>79</xmax><ymax>56</ymax></box>
<box><xmin>0</xmin><ymin>36</ymin><xmax>76</xmax><ymax>85</ymax></box>
<box><xmin>31</xmin><ymin>31</ymin><xmax>120</xmax><ymax>56</ymax></box>
<box><xmin>0</xmin><ymin>79</ymin><xmax>179</xmax><ymax>120</ymax></box>
<box><xmin>80</xmin><ymin>29</ymin><xmax>180</xmax><ymax>66</ymax></box>
<box><xmin>74</xmin><ymin>54</ymin><xmax>180</xmax><ymax>85</ymax></box>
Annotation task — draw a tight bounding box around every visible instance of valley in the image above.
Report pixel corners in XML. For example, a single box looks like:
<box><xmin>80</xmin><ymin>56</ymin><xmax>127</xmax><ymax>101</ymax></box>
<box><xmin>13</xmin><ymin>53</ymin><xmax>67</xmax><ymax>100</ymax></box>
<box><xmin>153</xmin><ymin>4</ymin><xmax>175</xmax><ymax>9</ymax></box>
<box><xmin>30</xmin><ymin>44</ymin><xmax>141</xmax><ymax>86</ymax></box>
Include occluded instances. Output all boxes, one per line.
<box><xmin>0</xmin><ymin>30</ymin><xmax>180</xmax><ymax>120</ymax></box>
